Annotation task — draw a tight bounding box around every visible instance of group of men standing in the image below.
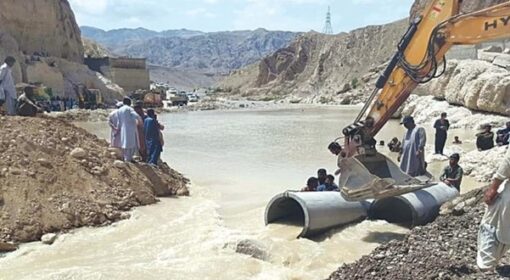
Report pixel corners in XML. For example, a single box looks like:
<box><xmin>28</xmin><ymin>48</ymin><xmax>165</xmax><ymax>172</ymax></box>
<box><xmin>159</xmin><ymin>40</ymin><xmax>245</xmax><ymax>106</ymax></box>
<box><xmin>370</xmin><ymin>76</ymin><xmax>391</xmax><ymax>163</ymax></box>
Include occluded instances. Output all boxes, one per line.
<box><xmin>109</xmin><ymin>98</ymin><xmax>164</xmax><ymax>165</ymax></box>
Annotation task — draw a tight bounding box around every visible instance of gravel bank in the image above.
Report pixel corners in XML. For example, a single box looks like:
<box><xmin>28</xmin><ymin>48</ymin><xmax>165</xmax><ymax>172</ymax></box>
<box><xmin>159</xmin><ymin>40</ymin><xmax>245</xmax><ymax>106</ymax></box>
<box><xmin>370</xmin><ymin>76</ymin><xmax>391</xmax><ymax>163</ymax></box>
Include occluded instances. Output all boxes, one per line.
<box><xmin>328</xmin><ymin>188</ymin><xmax>510</xmax><ymax>280</ymax></box>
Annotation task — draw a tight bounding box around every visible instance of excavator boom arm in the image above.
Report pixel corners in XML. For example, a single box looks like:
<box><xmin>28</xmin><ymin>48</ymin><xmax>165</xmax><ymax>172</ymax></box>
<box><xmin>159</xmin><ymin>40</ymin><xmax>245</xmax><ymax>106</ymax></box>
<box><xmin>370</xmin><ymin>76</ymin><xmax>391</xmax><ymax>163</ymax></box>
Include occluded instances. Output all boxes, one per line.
<box><xmin>338</xmin><ymin>0</ymin><xmax>510</xmax><ymax>201</ymax></box>
<box><xmin>343</xmin><ymin>0</ymin><xmax>510</xmax><ymax>153</ymax></box>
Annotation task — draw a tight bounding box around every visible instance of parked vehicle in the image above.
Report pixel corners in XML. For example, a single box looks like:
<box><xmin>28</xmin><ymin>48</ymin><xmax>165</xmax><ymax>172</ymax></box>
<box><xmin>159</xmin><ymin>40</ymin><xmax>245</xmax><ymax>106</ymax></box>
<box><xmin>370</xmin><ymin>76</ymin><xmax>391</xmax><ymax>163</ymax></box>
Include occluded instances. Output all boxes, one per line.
<box><xmin>187</xmin><ymin>93</ymin><xmax>199</xmax><ymax>102</ymax></box>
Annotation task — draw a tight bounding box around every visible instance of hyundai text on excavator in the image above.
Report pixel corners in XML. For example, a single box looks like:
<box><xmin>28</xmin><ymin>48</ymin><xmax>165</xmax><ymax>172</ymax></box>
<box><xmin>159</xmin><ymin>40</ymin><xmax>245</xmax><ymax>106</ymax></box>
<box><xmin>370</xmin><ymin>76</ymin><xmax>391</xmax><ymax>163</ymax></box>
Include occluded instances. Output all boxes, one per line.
<box><xmin>338</xmin><ymin>0</ymin><xmax>510</xmax><ymax>201</ymax></box>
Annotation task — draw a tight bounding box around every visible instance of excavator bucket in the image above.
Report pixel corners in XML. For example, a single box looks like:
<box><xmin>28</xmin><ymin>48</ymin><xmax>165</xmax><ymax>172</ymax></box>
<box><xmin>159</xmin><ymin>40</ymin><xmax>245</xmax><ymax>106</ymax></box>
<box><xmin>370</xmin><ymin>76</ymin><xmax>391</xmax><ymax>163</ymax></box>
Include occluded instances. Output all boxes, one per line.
<box><xmin>339</xmin><ymin>152</ymin><xmax>436</xmax><ymax>201</ymax></box>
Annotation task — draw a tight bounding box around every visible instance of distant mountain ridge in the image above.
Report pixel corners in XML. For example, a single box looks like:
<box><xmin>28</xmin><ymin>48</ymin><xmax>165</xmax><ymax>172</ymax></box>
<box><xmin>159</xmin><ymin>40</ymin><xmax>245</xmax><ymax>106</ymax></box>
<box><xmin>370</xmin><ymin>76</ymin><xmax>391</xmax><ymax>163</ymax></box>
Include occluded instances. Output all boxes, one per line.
<box><xmin>81</xmin><ymin>26</ymin><xmax>299</xmax><ymax>73</ymax></box>
<box><xmin>81</xmin><ymin>26</ymin><xmax>205</xmax><ymax>48</ymax></box>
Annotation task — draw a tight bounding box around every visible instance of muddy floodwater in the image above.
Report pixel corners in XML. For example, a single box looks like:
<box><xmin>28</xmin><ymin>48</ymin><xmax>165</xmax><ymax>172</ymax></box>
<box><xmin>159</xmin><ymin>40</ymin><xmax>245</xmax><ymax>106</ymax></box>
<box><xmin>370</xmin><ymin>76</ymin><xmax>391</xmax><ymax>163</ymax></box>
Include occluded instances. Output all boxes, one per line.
<box><xmin>0</xmin><ymin>106</ymin><xmax>483</xmax><ymax>280</ymax></box>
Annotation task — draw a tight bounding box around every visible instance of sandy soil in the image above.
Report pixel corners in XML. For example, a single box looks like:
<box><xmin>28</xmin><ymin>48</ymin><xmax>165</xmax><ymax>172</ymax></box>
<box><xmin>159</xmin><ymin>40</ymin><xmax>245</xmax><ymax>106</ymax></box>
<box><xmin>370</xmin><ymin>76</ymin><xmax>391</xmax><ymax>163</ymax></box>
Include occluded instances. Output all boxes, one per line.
<box><xmin>0</xmin><ymin>116</ymin><xmax>188</xmax><ymax>251</ymax></box>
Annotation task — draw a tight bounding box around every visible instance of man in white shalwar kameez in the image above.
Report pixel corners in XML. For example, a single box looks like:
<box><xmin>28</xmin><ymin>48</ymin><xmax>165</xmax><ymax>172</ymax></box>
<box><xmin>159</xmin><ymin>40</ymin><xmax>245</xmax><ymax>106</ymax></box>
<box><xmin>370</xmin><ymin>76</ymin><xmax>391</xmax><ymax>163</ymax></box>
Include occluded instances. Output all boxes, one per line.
<box><xmin>117</xmin><ymin>97</ymin><xmax>141</xmax><ymax>162</ymax></box>
<box><xmin>398</xmin><ymin>116</ymin><xmax>427</xmax><ymax>177</ymax></box>
<box><xmin>0</xmin><ymin>57</ymin><xmax>17</xmax><ymax>115</ymax></box>
<box><xmin>478</xmin><ymin>147</ymin><xmax>510</xmax><ymax>270</ymax></box>
<box><xmin>108</xmin><ymin>102</ymin><xmax>123</xmax><ymax>148</ymax></box>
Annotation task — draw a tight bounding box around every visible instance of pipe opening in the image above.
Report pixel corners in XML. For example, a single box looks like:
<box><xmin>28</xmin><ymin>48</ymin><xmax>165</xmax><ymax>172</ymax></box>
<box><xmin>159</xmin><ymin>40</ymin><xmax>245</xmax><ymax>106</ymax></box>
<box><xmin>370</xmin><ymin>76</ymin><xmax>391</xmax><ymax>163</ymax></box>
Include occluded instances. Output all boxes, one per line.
<box><xmin>369</xmin><ymin>198</ymin><xmax>414</xmax><ymax>227</ymax></box>
<box><xmin>265</xmin><ymin>197</ymin><xmax>305</xmax><ymax>228</ymax></box>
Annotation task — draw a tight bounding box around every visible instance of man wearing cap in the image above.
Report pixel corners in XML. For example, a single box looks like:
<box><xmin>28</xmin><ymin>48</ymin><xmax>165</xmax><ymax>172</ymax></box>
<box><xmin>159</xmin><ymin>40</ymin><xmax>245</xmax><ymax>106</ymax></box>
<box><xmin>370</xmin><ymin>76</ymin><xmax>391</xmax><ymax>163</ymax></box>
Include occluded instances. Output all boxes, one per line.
<box><xmin>439</xmin><ymin>153</ymin><xmax>463</xmax><ymax>191</ymax></box>
<box><xmin>108</xmin><ymin>101</ymin><xmax>124</xmax><ymax>149</ymax></box>
<box><xmin>398</xmin><ymin>116</ymin><xmax>427</xmax><ymax>177</ymax></box>
<box><xmin>477</xmin><ymin>146</ymin><xmax>510</xmax><ymax>269</ymax></box>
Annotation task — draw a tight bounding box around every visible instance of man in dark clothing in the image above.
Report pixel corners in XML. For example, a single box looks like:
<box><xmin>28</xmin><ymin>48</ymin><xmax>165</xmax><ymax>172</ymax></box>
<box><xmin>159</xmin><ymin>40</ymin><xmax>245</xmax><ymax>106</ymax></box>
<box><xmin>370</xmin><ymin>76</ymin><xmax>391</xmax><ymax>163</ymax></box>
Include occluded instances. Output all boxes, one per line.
<box><xmin>433</xmin><ymin>112</ymin><xmax>450</xmax><ymax>155</ymax></box>
<box><xmin>17</xmin><ymin>86</ymin><xmax>41</xmax><ymax>117</ymax></box>
<box><xmin>144</xmin><ymin>109</ymin><xmax>163</xmax><ymax>166</ymax></box>
<box><xmin>317</xmin><ymin>174</ymin><xmax>339</xmax><ymax>192</ymax></box>
<box><xmin>317</xmin><ymin>168</ymin><xmax>327</xmax><ymax>186</ymax></box>
<box><xmin>440</xmin><ymin>153</ymin><xmax>463</xmax><ymax>191</ymax></box>
<box><xmin>496</xmin><ymin>122</ymin><xmax>510</xmax><ymax>146</ymax></box>
<box><xmin>477</xmin><ymin>124</ymin><xmax>495</xmax><ymax>151</ymax></box>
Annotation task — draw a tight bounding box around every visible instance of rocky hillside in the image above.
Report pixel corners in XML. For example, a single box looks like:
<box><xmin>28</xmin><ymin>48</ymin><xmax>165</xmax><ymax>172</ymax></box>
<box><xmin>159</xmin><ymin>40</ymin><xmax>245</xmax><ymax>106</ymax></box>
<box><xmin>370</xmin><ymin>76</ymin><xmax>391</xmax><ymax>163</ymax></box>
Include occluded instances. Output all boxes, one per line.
<box><xmin>416</xmin><ymin>58</ymin><xmax>510</xmax><ymax>115</ymax></box>
<box><xmin>220</xmin><ymin>20</ymin><xmax>408</xmax><ymax>99</ymax></box>
<box><xmin>0</xmin><ymin>0</ymin><xmax>84</xmax><ymax>63</ymax></box>
<box><xmin>410</xmin><ymin>0</ymin><xmax>508</xmax><ymax>19</ymax></box>
<box><xmin>82</xmin><ymin>38</ymin><xmax>113</xmax><ymax>58</ymax></box>
<box><xmin>0</xmin><ymin>0</ymin><xmax>125</xmax><ymax>102</ymax></box>
<box><xmin>220</xmin><ymin>0</ymin><xmax>509</xmax><ymax>115</ymax></box>
<box><xmin>82</xmin><ymin>27</ymin><xmax>299</xmax><ymax>73</ymax></box>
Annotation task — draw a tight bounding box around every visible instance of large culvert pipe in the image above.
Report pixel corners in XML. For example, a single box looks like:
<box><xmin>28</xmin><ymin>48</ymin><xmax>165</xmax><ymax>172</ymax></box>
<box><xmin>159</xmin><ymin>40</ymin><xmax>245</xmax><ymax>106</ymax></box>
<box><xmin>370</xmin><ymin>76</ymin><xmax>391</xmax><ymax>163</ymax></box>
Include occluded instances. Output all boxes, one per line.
<box><xmin>264</xmin><ymin>191</ymin><xmax>370</xmax><ymax>238</ymax></box>
<box><xmin>369</xmin><ymin>184</ymin><xmax>459</xmax><ymax>227</ymax></box>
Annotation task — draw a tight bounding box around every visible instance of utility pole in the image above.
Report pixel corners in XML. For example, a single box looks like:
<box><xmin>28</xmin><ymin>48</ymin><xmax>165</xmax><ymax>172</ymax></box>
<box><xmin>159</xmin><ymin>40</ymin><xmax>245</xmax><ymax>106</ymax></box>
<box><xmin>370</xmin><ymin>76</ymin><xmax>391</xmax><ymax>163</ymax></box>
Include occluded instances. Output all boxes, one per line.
<box><xmin>322</xmin><ymin>6</ymin><xmax>333</xmax><ymax>35</ymax></box>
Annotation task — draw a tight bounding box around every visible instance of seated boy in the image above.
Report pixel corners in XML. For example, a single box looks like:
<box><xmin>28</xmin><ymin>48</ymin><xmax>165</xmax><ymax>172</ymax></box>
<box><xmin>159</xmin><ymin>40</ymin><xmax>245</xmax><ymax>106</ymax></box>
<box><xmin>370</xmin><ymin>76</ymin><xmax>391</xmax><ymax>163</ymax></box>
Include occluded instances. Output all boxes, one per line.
<box><xmin>301</xmin><ymin>177</ymin><xmax>319</xmax><ymax>192</ymax></box>
<box><xmin>439</xmin><ymin>153</ymin><xmax>464</xmax><ymax>191</ymax></box>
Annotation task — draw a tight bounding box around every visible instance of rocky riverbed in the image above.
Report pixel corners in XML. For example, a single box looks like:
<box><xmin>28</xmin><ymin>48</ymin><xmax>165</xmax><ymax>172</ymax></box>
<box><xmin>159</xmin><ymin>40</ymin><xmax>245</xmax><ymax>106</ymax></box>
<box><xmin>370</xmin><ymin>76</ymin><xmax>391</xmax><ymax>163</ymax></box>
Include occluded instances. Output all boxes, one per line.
<box><xmin>329</xmin><ymin>187</ymin><xmax>510</xmax><ymax>280</ymax></box>
<box><xmin>0</xmin><ymin>116</ymin><xmax>189</xmax><ymax>252</ymax></box>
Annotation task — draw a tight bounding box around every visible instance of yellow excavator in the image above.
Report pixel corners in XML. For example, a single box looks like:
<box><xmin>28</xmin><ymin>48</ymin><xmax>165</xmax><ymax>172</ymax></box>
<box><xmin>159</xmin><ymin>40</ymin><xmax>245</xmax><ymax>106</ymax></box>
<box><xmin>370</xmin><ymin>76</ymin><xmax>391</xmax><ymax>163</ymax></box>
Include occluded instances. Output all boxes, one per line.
<box><xmin>339</xmin><ymin>0</ymin><xmax>510</xmax><ymax>201</ymax></box>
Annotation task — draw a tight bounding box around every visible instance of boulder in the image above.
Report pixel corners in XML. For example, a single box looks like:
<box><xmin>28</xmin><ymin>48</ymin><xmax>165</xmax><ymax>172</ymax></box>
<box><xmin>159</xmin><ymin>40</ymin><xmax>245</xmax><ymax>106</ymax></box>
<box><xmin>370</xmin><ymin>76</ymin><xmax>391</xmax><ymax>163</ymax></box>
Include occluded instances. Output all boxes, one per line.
<box><xmin>477</xmin><ymin>51</ymin><xmax>499</xmax><ymax>63</ymax></box>
<box><xmin>70</xmin><ymin>148</ymin><xmax>87</xmax><ymax>159</ymax></box>
<box><xmin>482</xmin><ymin>45</ymin><xmax>503</xmax><ymax>53</ymax></box>
<box><xmin>113</xmin><ymin>160</ymin><xmax>126</xmax><ymax>169</ymax></box>
<box><xmin>337</xmin><ymin>83</ymin><xmax>352</xmax><ymax>94</ymax></box>
<box><xmin>37</xmin><ymin>158</ymin><xmax>52</xmax><ymax>168</ymax></box>
<box><xmin>0</xmin><ymin>242</ymin><xmax>17</xmax><ymax>253</ymax></box>
<box><xmin>419</xmin><ymin>60</ymin><xmax>510</xmax><ymax>115</ymax></box>
<box><xmin>41</xmin><ymin>233</ymin><xmax>57</xmax><ymax>245</ymax></box>
<box><xmin>235</xmin><ymin>239</ymin><xmax>269</xmax><ymax>261</ymax></box>
<box><xmin>493</xmin><ymin>53</ymin><xmax>510</xmax><ymax>69</ymax></box>
<box><xmin>176</xmin><ymin>187</ymin><xmax>190</xmax><ymax>196</ymax></box>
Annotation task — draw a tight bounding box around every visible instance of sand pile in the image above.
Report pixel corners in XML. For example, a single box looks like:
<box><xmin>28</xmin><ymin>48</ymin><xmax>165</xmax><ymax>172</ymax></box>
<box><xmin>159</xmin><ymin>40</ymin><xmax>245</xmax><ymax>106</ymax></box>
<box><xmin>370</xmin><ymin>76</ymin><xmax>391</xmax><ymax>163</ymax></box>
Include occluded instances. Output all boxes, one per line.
<box><xmin>0</xmin><ymin>116</ymin><xmax>188</xmax><ymax>248</ymax></box>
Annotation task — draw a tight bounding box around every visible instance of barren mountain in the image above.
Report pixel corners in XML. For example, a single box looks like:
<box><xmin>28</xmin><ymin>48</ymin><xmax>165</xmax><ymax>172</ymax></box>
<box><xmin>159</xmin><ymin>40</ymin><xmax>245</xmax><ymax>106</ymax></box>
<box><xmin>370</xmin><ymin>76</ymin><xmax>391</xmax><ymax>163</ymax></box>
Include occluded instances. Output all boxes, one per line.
<box><xmin>81</xmin><ymin>26</ymin><xmax>204</xmax><ymax>49</ymax></box>
<box><xmin>220</xmin><ymin>20</ymin><xmax>408</xmax><ymax>98</ymax></box>
<box><xmin>82</xmin><ymin>27</ymin><xmax>299</xmax><ymax>73</ymax></box>
<box><xmin>220</xmin><ymin>0</ymin><xmax>509</xmax><ymax>115</ymax></box>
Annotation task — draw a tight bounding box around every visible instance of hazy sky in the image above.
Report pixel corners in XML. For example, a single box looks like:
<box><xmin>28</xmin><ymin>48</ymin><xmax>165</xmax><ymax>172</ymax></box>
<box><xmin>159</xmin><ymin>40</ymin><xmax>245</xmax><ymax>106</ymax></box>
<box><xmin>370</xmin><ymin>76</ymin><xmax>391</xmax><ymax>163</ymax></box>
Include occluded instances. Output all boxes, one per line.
<box><xmin>69</xmin><ymin>0</ymin><xmax>414</xmax><ymax>32</ymax></box>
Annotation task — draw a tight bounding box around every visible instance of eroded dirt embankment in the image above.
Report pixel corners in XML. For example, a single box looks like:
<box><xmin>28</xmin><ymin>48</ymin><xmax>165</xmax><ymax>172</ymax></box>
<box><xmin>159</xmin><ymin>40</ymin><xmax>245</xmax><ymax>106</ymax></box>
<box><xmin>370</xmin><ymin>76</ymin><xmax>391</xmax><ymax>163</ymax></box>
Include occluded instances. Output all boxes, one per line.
<box><xmin>0</xmin><ymin>116</ymin><xmax>188</xmax><ymax>249</ymax></box>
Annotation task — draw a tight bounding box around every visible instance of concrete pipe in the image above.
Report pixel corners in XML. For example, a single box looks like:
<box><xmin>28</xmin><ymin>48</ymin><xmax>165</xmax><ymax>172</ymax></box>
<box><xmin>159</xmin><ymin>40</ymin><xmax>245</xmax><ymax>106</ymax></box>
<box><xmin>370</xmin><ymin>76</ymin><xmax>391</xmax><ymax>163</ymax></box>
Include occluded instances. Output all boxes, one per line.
<box><xmin>264</xmin><ymin>191</ymin><xmax>371</xmax><ymax>238</ymax></box>
<box><xmin>369</xmin><ymin>183</ymin><xmax>459</xmax><ymax>227</ymax></box>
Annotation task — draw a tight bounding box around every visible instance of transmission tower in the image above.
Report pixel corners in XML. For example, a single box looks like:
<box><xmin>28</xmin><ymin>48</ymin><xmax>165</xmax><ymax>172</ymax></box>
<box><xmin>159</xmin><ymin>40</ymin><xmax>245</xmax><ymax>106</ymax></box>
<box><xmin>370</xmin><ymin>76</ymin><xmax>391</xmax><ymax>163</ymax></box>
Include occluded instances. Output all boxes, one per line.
<box><xmin>322</xmin><ymin>6</ymin><xmax>333</xmax><ymax>35</ymax></box>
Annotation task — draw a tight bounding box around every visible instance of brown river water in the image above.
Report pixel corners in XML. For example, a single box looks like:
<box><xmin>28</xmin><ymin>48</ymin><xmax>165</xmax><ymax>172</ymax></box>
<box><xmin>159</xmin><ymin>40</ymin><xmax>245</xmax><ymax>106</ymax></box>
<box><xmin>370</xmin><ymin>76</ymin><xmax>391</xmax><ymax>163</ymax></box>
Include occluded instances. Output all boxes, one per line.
<box><xmin>0</xmin><ymin>106</ymin><xmax>483</xmax><ymax>280</ymax></box>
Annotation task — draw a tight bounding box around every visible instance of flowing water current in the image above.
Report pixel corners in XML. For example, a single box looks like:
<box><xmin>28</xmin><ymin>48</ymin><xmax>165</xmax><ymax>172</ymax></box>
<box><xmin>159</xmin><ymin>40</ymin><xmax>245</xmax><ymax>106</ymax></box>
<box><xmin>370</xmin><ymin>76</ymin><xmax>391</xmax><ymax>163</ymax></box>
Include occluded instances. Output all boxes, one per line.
<box><xmin>0</xmin><ymin>106</ymin><xmax>482</xmax><ymax>280</ymax></box>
